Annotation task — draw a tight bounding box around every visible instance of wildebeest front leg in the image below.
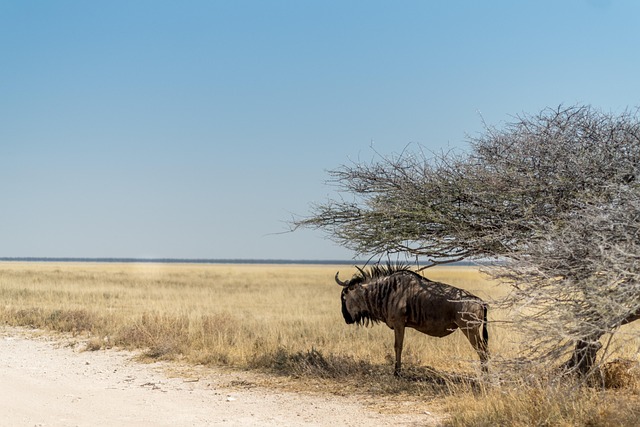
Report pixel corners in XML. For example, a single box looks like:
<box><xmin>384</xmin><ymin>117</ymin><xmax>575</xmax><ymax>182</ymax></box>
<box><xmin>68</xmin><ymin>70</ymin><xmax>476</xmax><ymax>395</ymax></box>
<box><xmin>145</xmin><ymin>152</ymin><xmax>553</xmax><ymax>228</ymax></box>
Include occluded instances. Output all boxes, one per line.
<box><xmin>393</xmin><ymin>324</ymin><xmax>405</xmax><ymax>376</ymax></box>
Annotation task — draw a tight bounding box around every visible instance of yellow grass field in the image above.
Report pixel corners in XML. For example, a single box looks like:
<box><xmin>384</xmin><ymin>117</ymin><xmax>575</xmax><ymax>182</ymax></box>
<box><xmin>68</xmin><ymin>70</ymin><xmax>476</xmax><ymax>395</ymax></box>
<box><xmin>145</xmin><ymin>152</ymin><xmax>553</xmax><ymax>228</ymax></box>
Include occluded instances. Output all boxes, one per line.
<box><xmin>0</xmin><ymin>262</ymin><xmax>504</xmax><ymax>369</ymax></box>
<box><xmin>1</xmin><ymin>262</ymin><xmax>639</xmax><ymax>426</ymax></box>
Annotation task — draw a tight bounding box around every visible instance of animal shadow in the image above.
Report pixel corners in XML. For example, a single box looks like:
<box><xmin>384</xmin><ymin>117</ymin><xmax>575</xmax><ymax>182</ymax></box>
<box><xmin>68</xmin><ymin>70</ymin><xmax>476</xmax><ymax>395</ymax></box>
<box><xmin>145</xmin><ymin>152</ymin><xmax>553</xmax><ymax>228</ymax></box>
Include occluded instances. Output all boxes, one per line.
<box><xmin>396</xmin><ymin>365</ymin><xmax>483</xmax><ymax>392</ymax></box>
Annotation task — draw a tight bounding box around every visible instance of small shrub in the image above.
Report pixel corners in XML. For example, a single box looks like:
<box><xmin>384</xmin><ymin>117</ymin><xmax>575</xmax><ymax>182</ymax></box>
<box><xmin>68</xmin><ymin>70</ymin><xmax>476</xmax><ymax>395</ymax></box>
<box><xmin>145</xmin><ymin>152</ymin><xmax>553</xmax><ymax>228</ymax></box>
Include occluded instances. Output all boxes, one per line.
<box><xmin>85</xmin><ymin>337</ymin><xmax>105</xmax><ymax>351</ymax></box>
<box><xmin>46</xmin><ymin>309</ymin><xmax>97</xmax><ymax>334</ymax></box>
<box><xmin>9</xmin><ymin>308</ymin><xmax>44</xmax><ymax>328</ymax></box>
<box><xmin>114</xmin><ymin>313</ymin><xmax>188</xmax><ymax>359</ymax></box>
<box><xmin>3</xmin><ymin>307</ymin><xmax>99</xmax><ymax>334</ymax></box>
<box><xmin>600</xmin><ymin>358</ymin><xmax>640</xmax><ymax>389</ymax></box>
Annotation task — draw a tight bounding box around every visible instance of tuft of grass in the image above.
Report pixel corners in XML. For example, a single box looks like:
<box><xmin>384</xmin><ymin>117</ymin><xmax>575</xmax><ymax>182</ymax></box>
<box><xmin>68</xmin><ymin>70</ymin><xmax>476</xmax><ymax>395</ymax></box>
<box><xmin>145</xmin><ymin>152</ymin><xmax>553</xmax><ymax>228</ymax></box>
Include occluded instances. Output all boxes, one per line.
<box><xmin>85</xmin><ymin>336</ymin><xmax>106</xmax><ymax>351</ymax></box>
<box><xmin>598</xmin><ymin>358</ymin><xmax>640</xmax><ymax>390</ymax></box>
<box><xmin>5</xmin><ymin>307</ymin><xmax>101</xmax><ymax>335</ymax></box>
<box><xmin>443</xmin><ymin>378</ymin><xmax>640</xmax><ymax>427</ymax></box>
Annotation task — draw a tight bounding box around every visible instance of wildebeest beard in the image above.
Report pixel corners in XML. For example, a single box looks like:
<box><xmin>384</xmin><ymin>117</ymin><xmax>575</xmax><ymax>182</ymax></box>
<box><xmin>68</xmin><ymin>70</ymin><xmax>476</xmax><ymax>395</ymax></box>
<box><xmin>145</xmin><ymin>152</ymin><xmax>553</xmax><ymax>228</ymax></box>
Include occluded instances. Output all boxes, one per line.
<box><xmin>341</xmin><ymin>297</ymin><xmax>377</xmax><ymax>326</ymax></box>
<box><xmin>351</xmin><ymin>311</ymin><xmax>376</xmax><ymax>326</ymax></box>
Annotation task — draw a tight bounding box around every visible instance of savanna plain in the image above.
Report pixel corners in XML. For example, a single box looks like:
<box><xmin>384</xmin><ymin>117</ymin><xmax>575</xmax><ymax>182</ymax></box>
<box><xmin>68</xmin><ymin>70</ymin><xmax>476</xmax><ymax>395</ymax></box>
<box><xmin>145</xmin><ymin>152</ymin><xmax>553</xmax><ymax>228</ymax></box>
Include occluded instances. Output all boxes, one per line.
<box><xmin>1</xmin><ymin>262</ymin><xmax>639</xmax><ymax>426</ymax></box>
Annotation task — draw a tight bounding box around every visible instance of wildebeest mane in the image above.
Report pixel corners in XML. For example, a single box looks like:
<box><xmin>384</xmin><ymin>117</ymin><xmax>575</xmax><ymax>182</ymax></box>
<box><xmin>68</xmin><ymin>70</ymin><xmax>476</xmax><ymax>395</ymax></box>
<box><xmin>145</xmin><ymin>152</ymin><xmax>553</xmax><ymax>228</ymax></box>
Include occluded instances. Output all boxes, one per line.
<box><xmin>350</xmin><ymin>262</ymin><xmax>414</xmax><ymax>284</ymax></box>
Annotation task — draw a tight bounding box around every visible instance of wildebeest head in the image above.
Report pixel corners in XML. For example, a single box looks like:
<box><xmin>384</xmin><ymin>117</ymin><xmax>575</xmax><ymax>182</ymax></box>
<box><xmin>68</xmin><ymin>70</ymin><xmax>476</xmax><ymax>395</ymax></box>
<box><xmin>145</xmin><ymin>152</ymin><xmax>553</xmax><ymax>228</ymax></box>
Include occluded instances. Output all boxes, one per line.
<box><xmin>335</xmin><ymin>271</ymin><xmax>369</xmax><ymax>325</ymax></box>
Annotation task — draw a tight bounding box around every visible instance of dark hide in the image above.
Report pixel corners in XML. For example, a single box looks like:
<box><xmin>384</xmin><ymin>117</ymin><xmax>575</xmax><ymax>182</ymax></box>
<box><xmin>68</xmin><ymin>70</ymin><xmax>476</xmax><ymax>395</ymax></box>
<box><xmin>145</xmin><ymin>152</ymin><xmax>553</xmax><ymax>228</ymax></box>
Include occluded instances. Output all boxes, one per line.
<box><xmin>336</xmin><ymin>264</ymin><xmax>489</xmax><ymax>375</ymax></box>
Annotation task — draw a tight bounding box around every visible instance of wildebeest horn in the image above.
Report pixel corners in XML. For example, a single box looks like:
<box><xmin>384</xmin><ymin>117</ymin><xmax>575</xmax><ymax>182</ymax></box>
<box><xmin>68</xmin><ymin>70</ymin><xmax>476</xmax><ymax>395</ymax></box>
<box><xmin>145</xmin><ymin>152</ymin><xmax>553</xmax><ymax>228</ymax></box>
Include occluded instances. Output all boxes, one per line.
<box><xmin>335</xmin><ymin>272</ymin><xmax>349</xmax><ymax>287</ymax></box>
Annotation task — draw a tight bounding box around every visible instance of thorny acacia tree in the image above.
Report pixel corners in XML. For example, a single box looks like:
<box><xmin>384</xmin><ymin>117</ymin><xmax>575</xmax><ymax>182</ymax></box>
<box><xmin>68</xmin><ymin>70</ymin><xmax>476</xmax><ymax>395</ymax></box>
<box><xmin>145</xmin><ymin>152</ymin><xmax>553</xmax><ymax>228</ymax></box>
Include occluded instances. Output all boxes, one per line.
<box><xmin>295</xmin><ymin>105</ymin><xmax>640</xmax><ymax>375</ymax></box>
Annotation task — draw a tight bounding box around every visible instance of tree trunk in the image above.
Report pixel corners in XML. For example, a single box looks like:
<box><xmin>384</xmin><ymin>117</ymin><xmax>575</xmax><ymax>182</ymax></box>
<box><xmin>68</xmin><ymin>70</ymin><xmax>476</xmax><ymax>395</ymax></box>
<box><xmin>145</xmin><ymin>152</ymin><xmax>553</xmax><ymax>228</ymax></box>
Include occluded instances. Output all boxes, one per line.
<box><xmin>563</xmin><ymin>312</ymin><xmax>640</xmax><ymax>376</ymax></box>
<box><xmin>562</xmin><ymin>312</ymin><xmax>640</xmax><ymax>377</ymax></box>
<box><xmin>563</xmin><ymin>338</ymin><xmax>603</xmax><ymax>376</ymax></box>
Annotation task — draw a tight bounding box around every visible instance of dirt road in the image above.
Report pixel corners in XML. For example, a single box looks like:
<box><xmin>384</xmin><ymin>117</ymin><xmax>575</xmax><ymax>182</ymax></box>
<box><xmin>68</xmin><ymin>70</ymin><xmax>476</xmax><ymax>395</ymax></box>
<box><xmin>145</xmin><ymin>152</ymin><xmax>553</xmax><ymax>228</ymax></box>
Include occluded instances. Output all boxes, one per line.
<box><xmin>0</xmin><ymin>329</ymin><xmax>437</xmax><ymax>426</ymax></box>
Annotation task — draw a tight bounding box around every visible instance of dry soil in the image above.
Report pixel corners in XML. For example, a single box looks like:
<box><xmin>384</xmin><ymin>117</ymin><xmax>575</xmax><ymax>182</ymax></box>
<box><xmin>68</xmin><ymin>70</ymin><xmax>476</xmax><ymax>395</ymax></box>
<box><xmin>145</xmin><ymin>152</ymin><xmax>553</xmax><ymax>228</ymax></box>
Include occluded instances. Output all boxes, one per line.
<box><xmin>0</xmin><ymin>328</ymin><xmax>439</xmax><ymax>426</ymax></box>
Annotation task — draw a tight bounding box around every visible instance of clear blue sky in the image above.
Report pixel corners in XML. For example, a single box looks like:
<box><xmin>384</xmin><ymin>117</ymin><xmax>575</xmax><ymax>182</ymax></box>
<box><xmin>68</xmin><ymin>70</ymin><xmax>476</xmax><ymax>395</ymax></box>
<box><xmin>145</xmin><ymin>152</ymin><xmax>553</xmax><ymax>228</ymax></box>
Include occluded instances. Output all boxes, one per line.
<box><xmin>1</xmin><ymin>0</ymin><xmax>638</xmax><ymax>260</ymax></box>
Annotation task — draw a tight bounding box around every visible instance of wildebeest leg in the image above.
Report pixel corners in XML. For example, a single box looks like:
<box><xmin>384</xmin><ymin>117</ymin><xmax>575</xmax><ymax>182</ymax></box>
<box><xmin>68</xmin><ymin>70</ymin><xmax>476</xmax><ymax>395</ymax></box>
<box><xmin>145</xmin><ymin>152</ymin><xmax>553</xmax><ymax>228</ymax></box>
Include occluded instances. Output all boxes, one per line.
<box><xmin>393</xmin><ymin>325</ymin><xmax>405</xmax><ymax>376</ymax></box>
<box><xmin>459</xmin><ymin>323</ymin><xmax>490</xmax><ymax>372</ymax></box>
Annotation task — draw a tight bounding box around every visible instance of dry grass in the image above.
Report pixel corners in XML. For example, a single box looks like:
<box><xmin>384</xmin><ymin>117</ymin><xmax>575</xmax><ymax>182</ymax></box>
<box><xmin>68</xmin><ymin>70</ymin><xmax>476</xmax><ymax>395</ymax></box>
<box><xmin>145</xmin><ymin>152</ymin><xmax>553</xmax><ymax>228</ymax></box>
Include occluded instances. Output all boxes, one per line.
<box><xmin>1</xmin><ymin>262</ymin><xmax>639</xmax><ymax>425</ymax></box>
<box><xmin>0</xmin><ymin>263</ymin><xmax>499</xmax><ymax>369</ymax></box>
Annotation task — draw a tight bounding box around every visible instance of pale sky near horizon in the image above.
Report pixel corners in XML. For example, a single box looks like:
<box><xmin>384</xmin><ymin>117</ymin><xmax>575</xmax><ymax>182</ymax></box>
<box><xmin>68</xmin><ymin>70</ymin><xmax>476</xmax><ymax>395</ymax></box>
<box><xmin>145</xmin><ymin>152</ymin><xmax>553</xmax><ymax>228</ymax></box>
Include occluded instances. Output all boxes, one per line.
<box><xmin>1</xmin><ymin>0</ymin><xmax>639</xmax><ymax>260</ymax></box>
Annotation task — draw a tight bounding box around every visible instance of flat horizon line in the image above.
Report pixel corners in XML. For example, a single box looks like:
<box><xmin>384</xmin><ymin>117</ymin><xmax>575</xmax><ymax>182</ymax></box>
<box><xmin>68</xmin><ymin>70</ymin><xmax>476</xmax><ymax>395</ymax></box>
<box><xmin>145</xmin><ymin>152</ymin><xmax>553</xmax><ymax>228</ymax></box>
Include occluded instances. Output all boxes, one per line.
<box><xmin>0</xmin><ymin>257</ymin><xmax>365</xmax><ymax>265</ymax></box>
<box><xmin>0</xmin><ymin>257</ymin><xmax>479</xmax><ymax>266</ymax></box>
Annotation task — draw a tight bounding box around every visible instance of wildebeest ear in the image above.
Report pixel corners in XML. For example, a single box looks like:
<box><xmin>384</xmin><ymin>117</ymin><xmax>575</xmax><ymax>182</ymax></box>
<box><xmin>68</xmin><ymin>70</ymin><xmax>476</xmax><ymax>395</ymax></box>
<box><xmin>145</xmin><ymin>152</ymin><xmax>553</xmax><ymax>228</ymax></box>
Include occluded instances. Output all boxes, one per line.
<box><xmin>335</xmin><ymin>272</ymin><xmax>349</xmax><ymax>287</ymax></box>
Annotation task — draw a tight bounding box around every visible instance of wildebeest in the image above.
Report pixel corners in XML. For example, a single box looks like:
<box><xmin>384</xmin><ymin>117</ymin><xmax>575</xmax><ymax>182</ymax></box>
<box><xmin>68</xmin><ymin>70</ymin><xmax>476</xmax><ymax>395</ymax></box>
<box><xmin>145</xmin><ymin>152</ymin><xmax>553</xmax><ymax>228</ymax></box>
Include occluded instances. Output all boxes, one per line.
<box><xmin>335</xmin><ymin>264</ymin><xmax>489</xmax><ymax>375</ymax></box>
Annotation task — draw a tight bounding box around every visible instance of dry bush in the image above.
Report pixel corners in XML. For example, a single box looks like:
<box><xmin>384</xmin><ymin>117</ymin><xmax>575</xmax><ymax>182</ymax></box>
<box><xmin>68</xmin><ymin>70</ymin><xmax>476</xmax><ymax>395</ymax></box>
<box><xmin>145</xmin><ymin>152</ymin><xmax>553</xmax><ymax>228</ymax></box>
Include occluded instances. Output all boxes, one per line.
<box><xmin>598</xmin><ymin>358</ymin><xmax>640</xmax><ymax>390</ymax></box>
<box><xmin>115</xmin><ymin>313</ymin><xmax>190</xmax><ymax>359</ymax></box>
<box><xmin>444</xmin><ymin>378</ymin><xmax>640</xmax><ymax>427</ymax></box>
<box><xmin>5</xmin><ymin>307</ymin><xmax>101</xmax><ymax>335</ymax></box>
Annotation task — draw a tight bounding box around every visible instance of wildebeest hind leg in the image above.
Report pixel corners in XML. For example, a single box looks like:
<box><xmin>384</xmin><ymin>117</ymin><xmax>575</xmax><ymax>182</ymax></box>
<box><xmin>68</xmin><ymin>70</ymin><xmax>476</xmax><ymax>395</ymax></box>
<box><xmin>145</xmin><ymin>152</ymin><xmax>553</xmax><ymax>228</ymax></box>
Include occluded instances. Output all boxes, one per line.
<box><xmin>459</xmin><ymin>323</ymin><xmax>490</xmax><ymax>372</ymax></box>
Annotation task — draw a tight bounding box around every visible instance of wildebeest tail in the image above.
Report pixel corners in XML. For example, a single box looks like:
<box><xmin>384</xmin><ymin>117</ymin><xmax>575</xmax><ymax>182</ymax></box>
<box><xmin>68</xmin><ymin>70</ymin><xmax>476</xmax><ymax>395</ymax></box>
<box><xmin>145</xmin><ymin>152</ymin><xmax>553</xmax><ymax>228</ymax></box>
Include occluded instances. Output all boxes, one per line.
<box><xmin>482</xmin><ymin>304</ymin><xmax>489</xmax><ymax>349</ymax></box>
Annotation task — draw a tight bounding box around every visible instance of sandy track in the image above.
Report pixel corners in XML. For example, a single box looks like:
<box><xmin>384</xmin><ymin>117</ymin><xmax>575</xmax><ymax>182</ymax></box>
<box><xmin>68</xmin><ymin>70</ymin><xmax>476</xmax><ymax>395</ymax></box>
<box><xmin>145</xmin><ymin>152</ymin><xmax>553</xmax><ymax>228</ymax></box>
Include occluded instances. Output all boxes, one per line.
<box><xmin>0</xmin><ymin>329</ymin><xmax>436</xmax><ymax>426</ymax></box>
